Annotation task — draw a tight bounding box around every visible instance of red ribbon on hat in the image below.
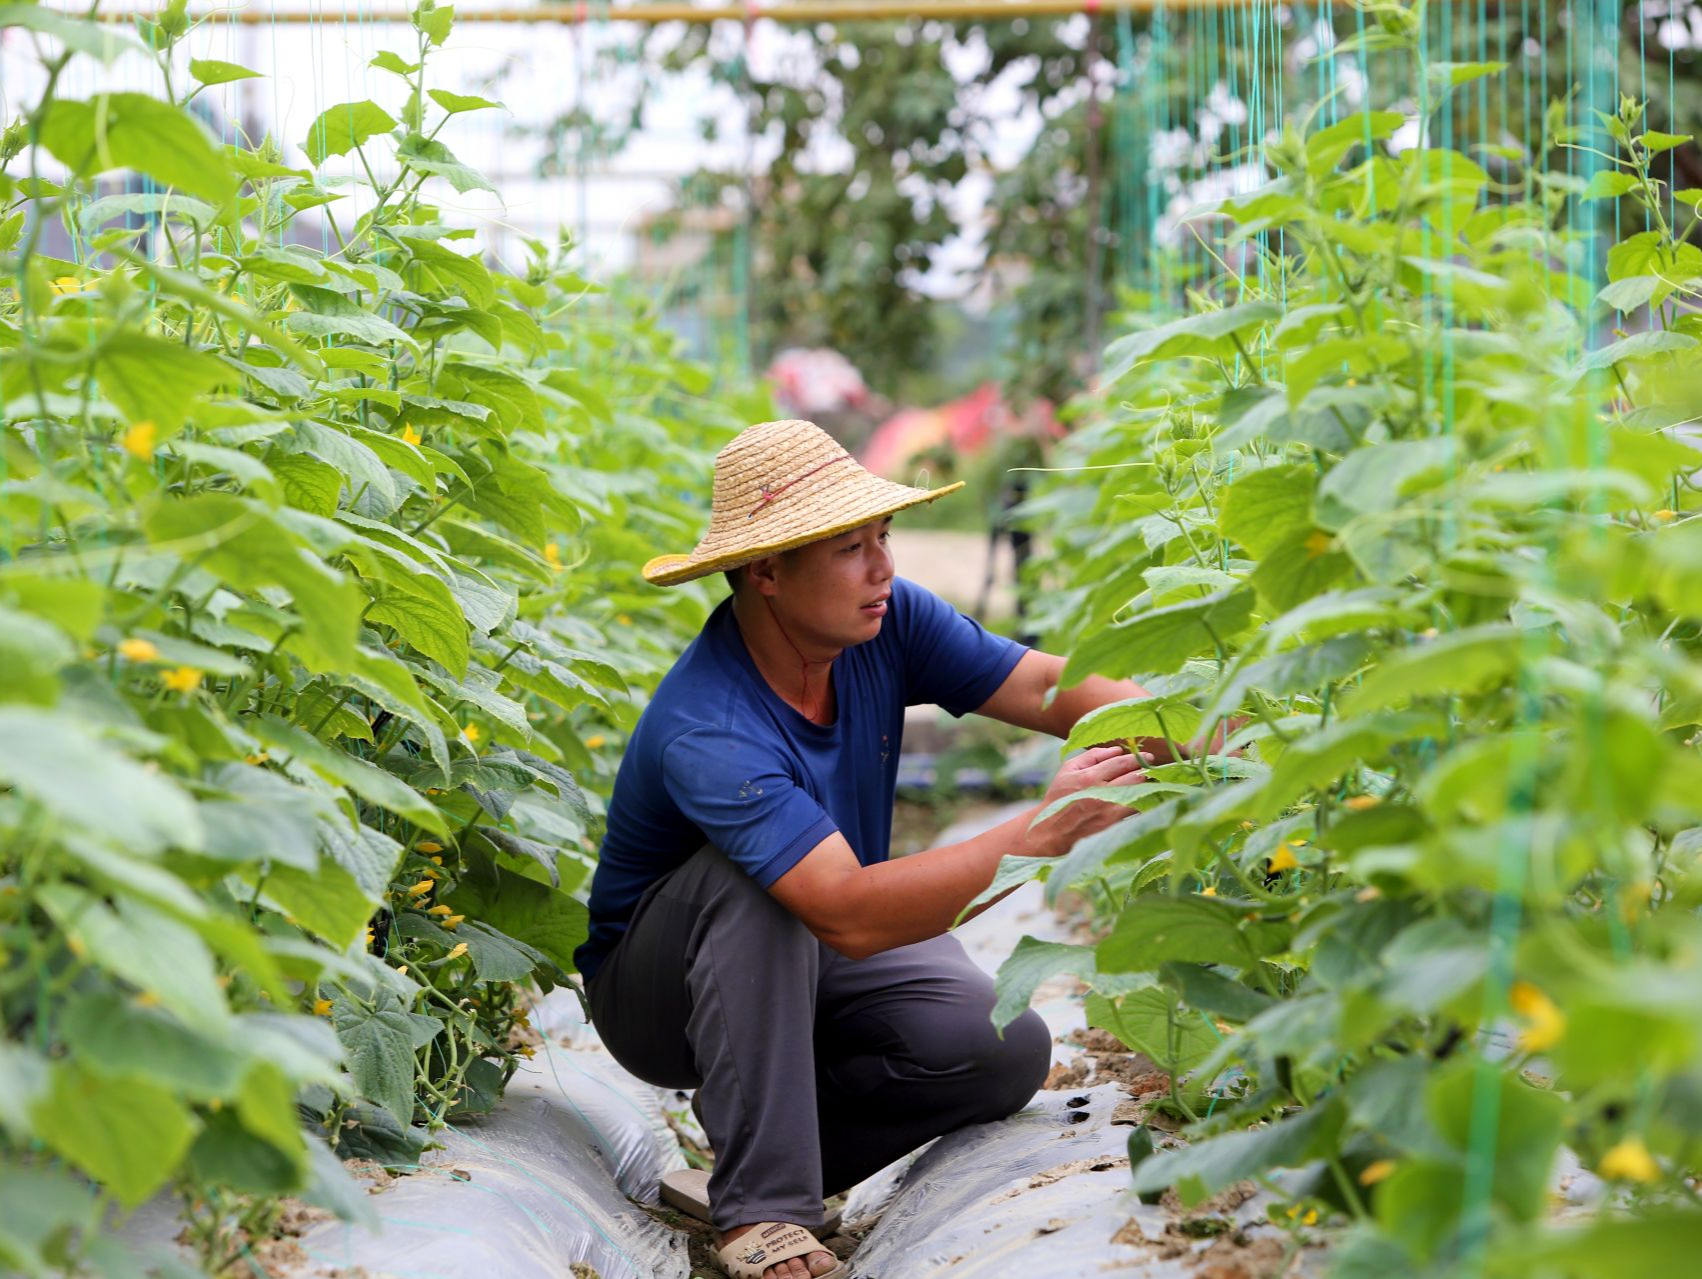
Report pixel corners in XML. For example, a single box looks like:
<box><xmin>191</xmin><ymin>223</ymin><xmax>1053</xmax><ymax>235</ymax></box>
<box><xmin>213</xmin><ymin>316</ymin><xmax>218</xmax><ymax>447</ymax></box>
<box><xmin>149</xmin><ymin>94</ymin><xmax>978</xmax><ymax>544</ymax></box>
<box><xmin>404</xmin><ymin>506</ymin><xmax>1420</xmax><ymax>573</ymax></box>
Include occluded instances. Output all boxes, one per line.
<box><xmin>747</xmin><ymin>453</ymin><xmax>852</xmax><ymax>519</ymax></box>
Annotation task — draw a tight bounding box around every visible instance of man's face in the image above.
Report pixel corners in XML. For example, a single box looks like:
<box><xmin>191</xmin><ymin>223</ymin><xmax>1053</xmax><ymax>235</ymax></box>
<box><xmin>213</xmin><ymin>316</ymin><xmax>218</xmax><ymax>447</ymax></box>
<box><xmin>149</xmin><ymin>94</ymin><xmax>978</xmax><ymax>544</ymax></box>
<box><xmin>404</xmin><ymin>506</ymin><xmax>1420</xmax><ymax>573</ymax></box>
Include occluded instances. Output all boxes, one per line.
<box><xmin>766</xmin><ymin>517</ymin><xmax>895</xmax><ymax>648</ymax></box>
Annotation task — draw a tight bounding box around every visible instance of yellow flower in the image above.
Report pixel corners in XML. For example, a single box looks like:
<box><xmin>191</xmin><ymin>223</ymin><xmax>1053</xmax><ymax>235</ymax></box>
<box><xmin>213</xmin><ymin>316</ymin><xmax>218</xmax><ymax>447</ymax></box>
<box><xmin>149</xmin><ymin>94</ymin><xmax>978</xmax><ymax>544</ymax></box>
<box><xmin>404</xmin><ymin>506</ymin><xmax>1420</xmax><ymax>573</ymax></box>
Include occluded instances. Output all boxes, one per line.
<box><xmin>1356</xmin><ymin>885</ymin><xmax>1382</xmax><ymax>902</ymax></box>
<box><xmin>1599</xmin><ymin>1137</ymin><xmax>1660</xmax><ymax>1183</ymax></box>
<box><xmin>444</xmin><ymin>914</ymin><xmax>464</xmax><ymax>930</ymax></box>
<box><xmin>544</xmin><ymin>543</ymin><xmax>563</xmax><ymax>571</ymax></box>
<box><xmin>161</xmin><ymin>666</ymin><xmax>204</xmax><ymax>694</ymax></box>
<box><xmin>1344</xmin><ymin>795</ymin><xmax>1381</xmax><ymax>812</ymax></box>
<box><xmin>1359</xmin><ymin>1159</ymin><xmax>1397</xmax><ymax>1186</ymax></box>
<box><xmin>1655</xmin><ymin>509</ymin><xmax>1676</xmax><ymax>522</ymax></box>
<box><xmin>1303</xmin><ymin>530</ymin><xmax>1334</xmax><ymax>559</ymax></box>
<box><xmin>461</xmin><ymin>724</ymin><xmax>481</xmax><ymax>744</ymax></box>
<box><xmin>417</xmin><ymin>841</ymin><xmax>444</xmax><ymax>854</ymax></box>
<box><xmin>312</xmin><ymin>998</ymin><xmax>333</xmax><ymax>1017</ymax></box>
<box><xmin>50</xmin><ymin>276</ymin><xmax>86</xmax><ymax>295</ymax></box>
<box><xmin>585</xmin><ymin>734</ymin><xmax>606</xmax><ymax>750</ymax></box>
<box><xmin>1200</xmin><ymin>886</ymin><xmax>1218</xmax><ymax>897</ymax></box>
<box><xmin>67</xmin><ymin>936</ymin><xmax>86</xmax><ymax>958</ymax></box>
<box><xmin>244</xmin><ymin>752</ymin><xmax>269</xmax><ymax>766</ymax></box>
<box><xmin>517</xmin><ymin>1044</ymin><xmax>535</xmax><ymax>1059</ymax></box>
<box><xmin>401</xmin><ymin>423</ymin><xmax>422</xmax><ymax>447</ymax></box>
<box><xmin>395</xmin><ymin>965</ymin><xmax>409</xmax><ymax>977</ymax></box>
<box><xmin>1269</xmin><ymin>842</ymin><xmax>1301</xmax><ymax>873</ymax></box>
<box><xmin>134</xmin><ymin>990</ymin><xmax>161</xmax><ymax>1008</ymax></box>
<box><xmin>446</xmin><ymin>942</ymin><xmax>468</xmax><ymax>960</ymax></box>
<box><xmin>118</xmin><ymin>637</ymin><xmax>160</xmax><ymax>662</ymax></box>
<box><xmin>365</xmin><ymin>928</ymin><xmax>376</xmax><ymax>946</ymax></box>
<box><xmin>616</xmin><ymin>614</ymin><xmax>632</xmax><ymax>626</ymax></box>
<box><xmin>428</xmin><ymin>904</ymin><xmax>453</xmax><ymax>917</ymax></box>
<box><xmin>120</xmin><ymin>420</ymin><xmax>158</xmax><ymax>460</ymax></box>
<box><xmin>407</xmin><ymin>878</ymin><xmax>435</xmax><ymax>897</ymax></box>
<box><xmin>1509</xmin><ymin>979</ymin><xmax>1566</xmax><ymax>1051</ymax></box>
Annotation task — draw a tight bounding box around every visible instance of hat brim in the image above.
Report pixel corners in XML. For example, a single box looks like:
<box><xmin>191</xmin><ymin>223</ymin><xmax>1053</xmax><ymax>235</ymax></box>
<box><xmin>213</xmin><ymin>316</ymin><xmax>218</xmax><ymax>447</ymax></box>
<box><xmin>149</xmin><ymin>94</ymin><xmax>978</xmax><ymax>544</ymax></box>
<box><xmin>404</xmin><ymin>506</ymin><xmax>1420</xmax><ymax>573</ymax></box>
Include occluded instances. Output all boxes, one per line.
<box><xmin>642</xmin><ymin>480</ymin><xmax>965</xmax><ymax>587</ymax></box>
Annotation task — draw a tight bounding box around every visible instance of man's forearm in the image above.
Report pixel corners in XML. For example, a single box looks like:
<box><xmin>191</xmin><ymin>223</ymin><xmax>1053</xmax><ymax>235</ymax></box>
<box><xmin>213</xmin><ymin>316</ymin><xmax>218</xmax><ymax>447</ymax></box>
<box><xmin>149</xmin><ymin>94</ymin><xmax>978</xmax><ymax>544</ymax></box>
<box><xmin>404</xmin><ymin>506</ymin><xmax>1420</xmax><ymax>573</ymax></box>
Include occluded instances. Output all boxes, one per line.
<box><xmin>828</xmin><ymin>806</ymin><xmax>1044</xmax><ymax>959</ymax></box>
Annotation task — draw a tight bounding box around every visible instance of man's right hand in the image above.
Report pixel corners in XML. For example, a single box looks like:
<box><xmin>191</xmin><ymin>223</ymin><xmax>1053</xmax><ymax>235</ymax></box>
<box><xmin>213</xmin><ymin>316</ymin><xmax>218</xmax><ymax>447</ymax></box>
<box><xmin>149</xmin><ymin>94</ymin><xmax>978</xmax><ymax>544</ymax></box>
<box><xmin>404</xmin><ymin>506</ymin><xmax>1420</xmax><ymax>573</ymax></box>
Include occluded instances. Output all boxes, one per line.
<box><xmin>1025</xmin><ymin>745</ymin><xmax>1150</xmax><ymax>859</ymax></box>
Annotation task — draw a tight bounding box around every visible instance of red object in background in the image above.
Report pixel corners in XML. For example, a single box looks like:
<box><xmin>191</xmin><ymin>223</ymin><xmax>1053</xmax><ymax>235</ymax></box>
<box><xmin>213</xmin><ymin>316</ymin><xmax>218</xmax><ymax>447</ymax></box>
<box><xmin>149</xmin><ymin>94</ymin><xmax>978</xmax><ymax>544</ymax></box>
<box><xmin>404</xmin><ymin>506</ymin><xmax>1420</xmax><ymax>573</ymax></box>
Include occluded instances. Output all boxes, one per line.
<box><xmin>765</xmin><ymin>348</ymin><xmax>871</xmax><ymax>419</ymax></box>
<box><xmin>860</xmin><ymin>383</ymin><xmax>1060</xmax><ymax>481</ymax></box>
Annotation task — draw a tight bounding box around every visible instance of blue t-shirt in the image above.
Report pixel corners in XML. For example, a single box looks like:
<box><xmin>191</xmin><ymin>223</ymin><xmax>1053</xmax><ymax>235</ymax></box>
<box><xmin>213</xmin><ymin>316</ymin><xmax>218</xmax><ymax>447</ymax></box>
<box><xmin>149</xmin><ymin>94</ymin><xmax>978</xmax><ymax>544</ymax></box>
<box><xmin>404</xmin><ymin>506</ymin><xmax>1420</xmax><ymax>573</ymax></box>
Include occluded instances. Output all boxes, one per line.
<box><xmin>574</xmin><ymin>577</ymin><xmax>1027</xmax><ymax>980</ymax></box>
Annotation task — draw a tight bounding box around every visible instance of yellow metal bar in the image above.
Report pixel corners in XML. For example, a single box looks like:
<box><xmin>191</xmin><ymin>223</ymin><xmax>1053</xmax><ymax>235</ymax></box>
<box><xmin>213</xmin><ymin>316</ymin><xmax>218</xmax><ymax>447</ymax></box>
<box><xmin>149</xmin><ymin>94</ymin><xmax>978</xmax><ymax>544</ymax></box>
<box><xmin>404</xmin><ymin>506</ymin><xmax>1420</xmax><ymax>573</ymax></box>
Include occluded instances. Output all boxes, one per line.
<box><xmin>92</xmin><ymin>0</ymin><xmax>1396</xmax><ymax>25</ymax></box>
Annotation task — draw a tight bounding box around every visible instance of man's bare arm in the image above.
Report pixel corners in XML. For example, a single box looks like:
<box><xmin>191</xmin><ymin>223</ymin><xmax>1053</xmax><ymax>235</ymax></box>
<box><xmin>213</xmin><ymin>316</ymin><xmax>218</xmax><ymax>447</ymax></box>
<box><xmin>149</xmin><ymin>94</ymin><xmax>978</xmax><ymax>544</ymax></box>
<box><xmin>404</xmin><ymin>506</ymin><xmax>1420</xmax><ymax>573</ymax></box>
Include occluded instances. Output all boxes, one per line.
<box><xmin>768</xmin><ymin>746</ymin><xmax>1144</xmax><ymax>959</ymax></box>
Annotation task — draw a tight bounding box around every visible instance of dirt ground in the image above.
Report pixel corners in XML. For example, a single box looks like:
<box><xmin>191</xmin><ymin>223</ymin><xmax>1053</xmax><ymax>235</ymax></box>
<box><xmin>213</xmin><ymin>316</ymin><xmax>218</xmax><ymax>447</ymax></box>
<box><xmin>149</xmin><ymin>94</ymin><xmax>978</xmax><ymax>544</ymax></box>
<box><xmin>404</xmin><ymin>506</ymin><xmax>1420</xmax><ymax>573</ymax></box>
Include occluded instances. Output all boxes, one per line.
<box><xmin>888</xmin><ymin>528</ymin><xmax>1018</xmax><ymax>619</ymax></box>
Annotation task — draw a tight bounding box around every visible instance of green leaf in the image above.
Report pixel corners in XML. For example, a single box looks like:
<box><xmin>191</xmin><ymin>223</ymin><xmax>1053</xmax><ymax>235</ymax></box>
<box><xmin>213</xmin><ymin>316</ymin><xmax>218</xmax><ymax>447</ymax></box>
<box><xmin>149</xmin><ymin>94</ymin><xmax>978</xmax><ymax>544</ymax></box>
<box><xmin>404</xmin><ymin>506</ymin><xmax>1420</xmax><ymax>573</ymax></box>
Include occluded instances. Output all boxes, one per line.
<box><xmin>1203</xmin><ymin>635</ymin><xmax>1371</xmax><ymax>723</ymax></box>
<box><xmin>0</xmin><ymin>5</ymin><xmax>145</xmax><ymax>62</ymax></box>
<box><xmin>1580</xmin><ymin>170</ymin><xmax>1640</xmax><ymax>201</ymax></box>
<box><xmin>1427</xmin><ymin>1061</ymin><xmax>1564</xmax><ymax>1222</ymax></box>
<box><xmin>1086</xmin><ymin>987</ymin><xmax>1219</xmax><ymax>1072</ymax></box>
<box><xmin>396</xmin><ymin>134</ymin><xmax>494</xmax><ymax>194</ymax></box>
<box><xmin>1314</xmin><ymin>437</ymin><xmax>1455</xmax><ymax>529</ymax></box>
<box><xmin>0</xmin><ymin>1166</ymin><xmax>99</xmax><ymax>1276</ymax></box>
<box><xmin>261</xmin><ymin>858</ymin><xmax>372</xmax><ymax>948</ymax></box>
<box><xmin>1062</xmin><ymin>696</ymin><xmax>1203</xmax><ymax>755</ymax></box>
<box><xmin>190</xmin><ymin>58</ymin><xmax>263</xmax><ymax>86</ymax></box>
<box><xmin>1341</xmin><ymin>625</ymin><xmax>1523</xmax><ymax>714</ymax></box>
<box><xmin>1597</xmin><ymin>274</ymin><xmax>1664</xmax><ymax>312</ymax></box>
<box><xmin>456</xmin><ymin>920</ymin><xmax>546</xmax><ymax>983</ymax></box>
<box><xmin>272</xmin><ymin>452</ymin><xmax>345</xmax><ymax>517</ymax></box>
<box><xmin>303</xmin><ymin>100</ymin><xmax>397</xmax><ymax>166</ymax></box>
<box><xmin>0</xmin><ymin>708</ymin><xmax>201</xmax><ymax>855</ymax></box>
<box><xmin>1506</xmin><ymin>1210</ymin><xmax>1702</xmax><ymax>1278</ymax></box>
<box><xmin>1103</xmin><ymin>301</ymin><xmax>1282</xmax><ymax>382</ymax></box>
<box><xmin>144</xmin><ymin>494</ymin><xmax>364</xmax><ymax>671</ymax></box>
<box><xmin>1639</xmin><ymin>131</ymin><xmax>1695</xmax><ymax>154</ymax></box>
<box><xmin>1579</xmin><ymin>330</ymin><xmax>1698</xmax><ymax>371</ymax></box>
<box><xmin>1062</xmin><ymin>588</ymin><xmax>1255</xmax><ymax>685</ymax></box>
<box><xmin>0</xmin><ymin>603</ymin><xmax>74</xmax><ymax>704</ymax></box>
<box><xmin>1098</xmin><ymin>894</ymin><xmax>1291</xmax><ymax>974</ymax></box>
<box><xmin>447</xmin><ymin>846</ymin><xmax>588</xmax><ymax>974</ymax></box>
<box><xmin>407</xmin><ymin>237</ymin><xmax>497</xmax><ymax>309</ymax></box>
<box><xmin>40</xmin><ymin>93</ymin><xmax>237</xmax><ymax>204</ymax></box>
<box><xmin>989</xmin><ymin>936</ymin><xmax>1096</xmax><ymax>1032</ymax></box>
<box><xmin>1219</xmin><ymin>464</ymin><xmax>1316</xmax><ymax>558</ymax></box>
<box><xmin>188</xmin><ymin>1107</ymin><xmax>303</xmax><ymax>1195</ymax></box>
<box><xmin>427</xmin><ymin>88</ymin><xmax>503</xmax><ymax>115</ymax></box>
<box><xmin>60</xmin><ymin>993</ymin><xmax>246</xmax><ymax>1101</ymax></box>
<box><xmin>370</xmin><ymin>50</ymin><xmax>419</xmax><ymax>76</ymax></box>
<box><xmin>39</xmin><ymin>885</ymin><xmax>229</xmax><ymax>1031</ymax></box>
<box><xmin>1160</xmin><ymin>963</ymin><xmax>1275</xmax><ymax>1024</ymax></box>
<box><xmin>331</xmin><ymin>990</ymin><xmax>417</xmax><ymax>1126</ymax></box>
<box><xmin>1428</xmin><ymin>61</ymin><xmax>1507</xmax><ymax>88</ymax></box>
<box><xmin>1130</xmin><ymin>1099</ymin><xmax>1344</xmax><ymax>1203</ymax></box>
<box><xmin>414</xmin><ymin>0</ymin><xmax>454</xmax><ymax>45</ymax></box>
<box><xmin>254</xmin><ymin>715</ymin><xmax>447</xmax><ymax>833</ymax></box>
<box><xmin>95</xmin><ymin>334</ymin><xmax>231</xmax><ymax>434</ymax></box>
<box><xmin>32</xmin><ymin>1062</ymin><xmax>198</xmax><ymax>1208</ymax></box>
<box><xmin>0</xmin><ymin>1043</ymin><xmax>50</xmax><ymax>1142</ymax></box>
<box><xmin>1250</xmin><ymin>534</ymin><xmax>1353</xmax><ymax>613</ymax></box>
<box><xmin>348</xmin><ymin>552</ymin><xmax>470</xmax><ymax>678</ymax></box>
<box><xmin>956</xmin><ymin>855</ymin><xmax>1053</xmax><ymax>922</ymax></box>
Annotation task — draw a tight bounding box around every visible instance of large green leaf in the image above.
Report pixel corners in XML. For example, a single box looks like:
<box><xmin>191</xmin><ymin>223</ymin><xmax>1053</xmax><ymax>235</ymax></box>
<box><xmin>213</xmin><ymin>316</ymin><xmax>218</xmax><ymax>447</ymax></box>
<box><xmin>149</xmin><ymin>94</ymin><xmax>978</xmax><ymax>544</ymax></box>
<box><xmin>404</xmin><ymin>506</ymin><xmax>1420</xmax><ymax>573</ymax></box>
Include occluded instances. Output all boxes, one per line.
<box><xmin>1061</xmin><ymin>695</ymin><xmax>1203</xmax><ymax>756</ymax></box>
<box><xmin>330</xmin><ymin>990</ymin><xmax>418</xmax><ymax>1126</ymax></box>
<box><xmin>447</xmin><ymin>847</ymin><xmax>588</xmax><ymax>974</ymax></box>
<box><xmin>303</xmin><ymin>100</ymin><xmax>397</xmax><ymax>166</ymax></box>
<box><xmin>0</xmin><ymin>1166</ymin><xmax>99</xmax><ymax>1277</ymax></box>
<box><xmin>1130</xmin><ymin>1100</ymin><xmax>1344</xmax><ymax>1204</ymax></box>
<box><xmin>0</xmin><ymin>5</ymin><xmax>145</xmax><ymax>61</ymax></box>
<box><xmin>260</xmin><ymin>857</ymin><xmax>373</xmax><ymax>948</ymax></box>
<box><xmin>1219</xmin><ymin>464</ymin><xmax>1316</xmax><ymax>558</ymax></box>
<box><xmin>94</xmin><ymin>334</ymin><xmax>232</xmax><ymax>434</ymax></box>
<box><xmin>1103</xmin><ymin>301</ymin><xmax>1282</xmax><ymax>382</ymax></box>
<box><xmin>1098</xmin><ymin>894</ymin><xmax>1291</xmax><ymax>974</ymax></box>
<box><xmin>1086</xmin><ymin>986</ymin><xmax>1219</xmax><ymax>1072</ymax></box>
<box><xmin>39</xmin><ymin>93</ymin><xmax>237</xmax><ymax>203</ymax></box>
<box><xmin>38</xmin><ymin>885</ymin><xmax>229</xmax><ymax>1031</ymax></box>
<box><xmin>60</xmin><ymin>993</ymin><xmax>247</xmax><ymax>1101</ymax></box>
<box><xmin>347</xmin><ymin>551</ymin><xmax>471</xmax><ymax>678</ymax></box>
<box><xmin>989</xmin><ymin>936</ymin><xmax>1096</xmax><ymax>1031</ymax></box>
<box><xmin>1340</xmin><ymin>625</ymin><xmax>1524</xmax><ymax>714</ymax></box>
<box><xmin>144</xmin><ymin>494</ymin><xmax>364</xmax><ymax>671</ymax></box>
<box><xmin>254</xmin><ymin>715</ymin><xmax>447</xmax><ymax>833</ymax></box>
<box><xmin>32</xmin><ymin>1062</ymin><xmax>199</xmax><ymax>1208</ymax></box>
<box><xmin>1063</xmin><ymin>588</ymin><xmax>1255</xmax><ymax>685</ymax></box>
<box><xmin>0</xmin><ymin>708</ymin><xmax>201</xmax><ymax>855</ymax></box>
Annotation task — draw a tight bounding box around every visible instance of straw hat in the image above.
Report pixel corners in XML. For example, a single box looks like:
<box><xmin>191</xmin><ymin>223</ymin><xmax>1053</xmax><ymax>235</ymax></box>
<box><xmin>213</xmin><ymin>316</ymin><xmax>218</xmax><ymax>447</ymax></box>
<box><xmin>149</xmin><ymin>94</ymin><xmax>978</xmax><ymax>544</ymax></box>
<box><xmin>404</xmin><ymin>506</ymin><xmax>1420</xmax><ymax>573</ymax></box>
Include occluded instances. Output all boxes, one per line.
<box><xmin>641</xmin><ymin>419</ymin><xmax>963</xmax><ymax>587</ymax></box>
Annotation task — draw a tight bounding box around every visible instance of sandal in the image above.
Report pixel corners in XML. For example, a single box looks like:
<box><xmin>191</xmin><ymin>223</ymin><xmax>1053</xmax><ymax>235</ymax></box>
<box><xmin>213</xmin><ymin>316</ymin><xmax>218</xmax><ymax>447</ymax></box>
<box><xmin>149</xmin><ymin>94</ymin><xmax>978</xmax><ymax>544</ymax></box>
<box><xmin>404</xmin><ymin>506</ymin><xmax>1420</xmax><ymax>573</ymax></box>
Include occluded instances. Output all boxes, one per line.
<box><xmin>660</xmin><ymin>1168</ymin><xmax>843</xmax><ymax>1235</ymax></box>
<box><xmin>716</xmin><ymin>1222</ymin><xmax>846</xmax><ymax>1279</ymax></box>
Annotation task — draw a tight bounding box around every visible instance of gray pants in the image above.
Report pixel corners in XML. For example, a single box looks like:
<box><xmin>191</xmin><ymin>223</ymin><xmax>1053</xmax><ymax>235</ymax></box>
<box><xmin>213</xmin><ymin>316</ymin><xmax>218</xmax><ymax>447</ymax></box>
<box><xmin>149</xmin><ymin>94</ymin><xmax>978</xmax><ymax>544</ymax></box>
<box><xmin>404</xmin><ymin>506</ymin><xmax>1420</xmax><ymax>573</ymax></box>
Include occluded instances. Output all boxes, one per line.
<box><xmin>585</xmin><ymin>845</ymin><xmax>1052</xmax><ymax>1232</ymax></box>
